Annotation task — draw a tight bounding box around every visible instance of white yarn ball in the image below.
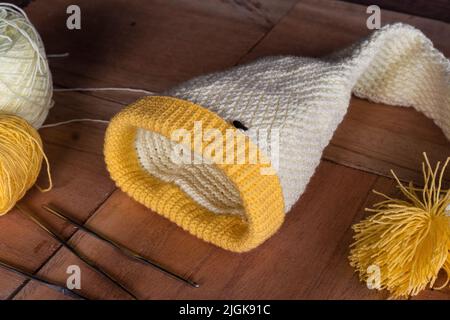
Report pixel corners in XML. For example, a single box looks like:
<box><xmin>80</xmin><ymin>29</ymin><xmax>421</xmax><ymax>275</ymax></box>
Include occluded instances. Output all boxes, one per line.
<box><xmin>0</xmin><ymin>3</ymin><xmax>53</xmax><ymax>129</ymax></box>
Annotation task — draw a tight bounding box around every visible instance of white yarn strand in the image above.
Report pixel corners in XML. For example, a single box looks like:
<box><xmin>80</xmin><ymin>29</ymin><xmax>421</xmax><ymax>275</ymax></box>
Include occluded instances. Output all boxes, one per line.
<box><xmin>53</xmin><ymin>87</ymin><xmax>156</xmax><ymax>95</ymax></box>
<box><xmin>41</xmin><ymin>118</ymin><xmax>109</xmax><ymax>129</ymax></box>
<box><xmin>41</xmin><ymin>87</ymin><xmax>156</xmax><ymax>128</ymax></box>
<box><xmin>43</xmin><ymin>88</ymin><xmax>157</xmax><ymax>128</ymax></box>
<box><xmin>0</xmin><ymin>3</ymin><xmax>155</xmax><ymax>130</ymax></box>
<box><xmin>47</xmin><ymin>52</ymin><xmax>69</xmax><ymax>58</ymax></box>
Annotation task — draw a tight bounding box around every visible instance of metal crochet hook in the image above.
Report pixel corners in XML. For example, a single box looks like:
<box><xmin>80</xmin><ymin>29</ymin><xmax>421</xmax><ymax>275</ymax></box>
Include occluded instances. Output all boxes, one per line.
<box><xmin>0</xmin><ymin>258</ymin><xmax>88</xmax><ymax>300</ymax></box>
<box><xmin>42</xmin><ymin>204</ymin><xmax>199</xmax><ymax>288</ymax></box>
<box><xmin>16</xmin><ymin>205</ymin><xmax>139</xmax><ymax>300</ymax></box>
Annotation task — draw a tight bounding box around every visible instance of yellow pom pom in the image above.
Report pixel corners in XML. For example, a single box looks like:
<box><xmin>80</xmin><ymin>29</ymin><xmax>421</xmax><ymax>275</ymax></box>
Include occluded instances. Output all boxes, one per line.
<box><xmin>349</xmin><ymin>153</ymin><xmax>450</xmax><ymax>298</ymax></box>
<box><xmin>0</xmin><ymin>114</ymin><xmax>51</xmax><ymax>215</ymax></box>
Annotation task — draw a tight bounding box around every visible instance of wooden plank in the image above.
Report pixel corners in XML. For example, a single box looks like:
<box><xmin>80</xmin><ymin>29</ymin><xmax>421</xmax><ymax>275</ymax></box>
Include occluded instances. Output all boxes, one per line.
<box><xmin>243</xmin><ymin>0</ymin><xmax>450</xmax><ymax>58</ymax></box>
<box><xmin>0</xmin><ymin>269</ymin><xmax>26</xmax><ymax>300</ymax></box>
<box><xmin>2</xmin><ymin>0</ymin><xmax>299</xmax><ymax>299</ymax></box>
<box><xmin>0</xmin><ymin>91</ymin><xmax>124</xmax><ymax>299</ymax></box>
<box><xmin>26</xmin><ymin>0</ymin><xmax>299</xmax><ymax>104</ymax></box>
<box><xmin>8</xmin><ymin>0</ymin><xmax>450</xmax><ymax>300</ymax></box>
<box><xmin>16</xmin><ymin>161</ymin><xmax>396</xmax><ymax>300</ymax></box>
<box><xmin>6</xmin><ymin>1</ymin><xmax>32</xmax><ymax>8</ymax></box>
<box><xmin>12</xmin><ymin>237</ymin><xmax>133</xmax><ymax>300</ymax></box>
<box><xmin>411</xmin><ymin>288</ymin><xmax>450</xmax><ymax>300</ymax></box>
<box><xmin>241</xmin><ymin>0</ymin><xmax>450</xmax><ymax>184</ymax></box>
<box><xmin>342</xmin><ymin>0</ymin><xmax>450</xmax><ymax>23</ymax></box>
<box><xmin>325</xmin><ymin>99</ymin><xmax>450</xmax><ymax>185</ymax></box>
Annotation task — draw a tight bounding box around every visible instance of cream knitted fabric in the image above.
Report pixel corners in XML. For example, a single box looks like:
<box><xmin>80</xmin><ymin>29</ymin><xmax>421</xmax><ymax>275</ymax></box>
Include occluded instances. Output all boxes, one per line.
<box><xmin>136</xmin><ymin>23</ymin><xmax>450</xmax><ymax>215</ymax></box>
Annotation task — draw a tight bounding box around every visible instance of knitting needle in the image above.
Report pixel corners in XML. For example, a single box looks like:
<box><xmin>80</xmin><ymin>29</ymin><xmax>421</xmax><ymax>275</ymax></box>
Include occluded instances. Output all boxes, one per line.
<box><xmin>0</xmin><ymin>259</ymin><xmax>88</xmax><ymax>300</ymax></box>
<box><xmin>42</xmin><ymin>204</ymin><xmax>200</xmax><ymax>288</ymax></box>
<box><xmin>16</xmin><ymin>205</ymin><xmax>139</xmax><ymax>300</ymax></box>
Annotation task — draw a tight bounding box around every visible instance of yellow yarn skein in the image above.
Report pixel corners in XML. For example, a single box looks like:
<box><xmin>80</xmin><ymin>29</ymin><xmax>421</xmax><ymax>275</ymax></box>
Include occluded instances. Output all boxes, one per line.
<box><xmin>0</xmin><ymin>4</ymin><xmax>53</xmax><ymax>215</ymax></box>
<box><xmin>0</xmin><ymin>114</ymin><xmax>51</xmax><ymax>215</ymax></box>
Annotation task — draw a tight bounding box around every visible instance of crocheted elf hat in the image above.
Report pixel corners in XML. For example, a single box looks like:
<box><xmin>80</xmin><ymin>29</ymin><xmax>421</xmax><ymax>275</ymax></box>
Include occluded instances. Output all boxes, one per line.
<box><xmin>104</xmin><ymin>23</ymin><xmax>450</xmax><ymax>252</ymax></box>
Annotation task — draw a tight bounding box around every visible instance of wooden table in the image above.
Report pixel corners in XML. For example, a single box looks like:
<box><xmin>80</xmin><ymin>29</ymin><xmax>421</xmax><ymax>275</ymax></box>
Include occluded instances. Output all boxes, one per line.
<box><xmin>0</xmin><ymin>0</ymin><xmax>449</xmax><ymax>300</ymax></box>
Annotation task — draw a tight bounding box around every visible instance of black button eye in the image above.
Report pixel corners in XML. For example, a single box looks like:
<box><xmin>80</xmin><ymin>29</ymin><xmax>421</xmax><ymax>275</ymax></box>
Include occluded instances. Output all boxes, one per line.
<box><xmin>232</xmin><ymin>120</ymin><xmax>248</xmax><ymax>131</ymax></box>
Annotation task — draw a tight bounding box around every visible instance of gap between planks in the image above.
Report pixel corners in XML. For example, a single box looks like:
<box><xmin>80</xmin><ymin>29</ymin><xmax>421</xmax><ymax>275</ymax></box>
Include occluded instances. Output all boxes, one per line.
<box><xmin>9</xmin><ymin>2</ymin><xmax>300</xmax><ymax>299</ymax></box>
<box><xmin>8</xmin><ymin>186</ymin><xmax>117</xmax><ymax>300</ymax></box>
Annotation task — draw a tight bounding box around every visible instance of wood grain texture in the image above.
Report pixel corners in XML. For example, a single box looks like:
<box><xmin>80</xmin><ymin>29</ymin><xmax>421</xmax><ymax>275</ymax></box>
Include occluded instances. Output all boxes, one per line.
<box><xmin>342</xmin><ymin>0</ymin><xmax>450</xmax><ymax>23</ymax></box>
<box><xmin>26</xmin><ymin>0</ymin><xmax>298</xmax><ymax>103</ymax></box>
<box><xmin>1</xmin><ymin>0</ymin><xmax>449</xmax><ymax>300</ymax></box>
<box><xmin>0</xmin><ymin>92</ymin><xmax>123</xmax><ymax>299</ymax></box>
<box><xmin>15</xmin><ymin>161</ymin><xmax>390</xmax><ymax>300</ymax></box>
<box><xmin>18</xmin><ymin>161</ymin><xmax>445</xmax><ymax>299</ymax></box>
<box><xmin>0</xmin><ymin>0</ymin><xmax>300</xmax><ymax>299</ymax></box>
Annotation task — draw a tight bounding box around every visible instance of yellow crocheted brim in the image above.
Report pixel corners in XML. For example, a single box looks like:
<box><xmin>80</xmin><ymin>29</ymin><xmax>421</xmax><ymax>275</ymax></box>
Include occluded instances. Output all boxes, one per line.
<box><xmin>104</xmin><ymin>96</ymin><xmax>284</xmax><ymax>252</ymax></box>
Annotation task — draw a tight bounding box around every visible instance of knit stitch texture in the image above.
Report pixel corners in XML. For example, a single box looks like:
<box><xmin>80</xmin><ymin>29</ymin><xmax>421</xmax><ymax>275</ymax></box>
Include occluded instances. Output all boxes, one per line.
<box><xmin>105</xmin><ymin>24</ymin><xmax>450</xmax><ymax>251</ymax></box>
